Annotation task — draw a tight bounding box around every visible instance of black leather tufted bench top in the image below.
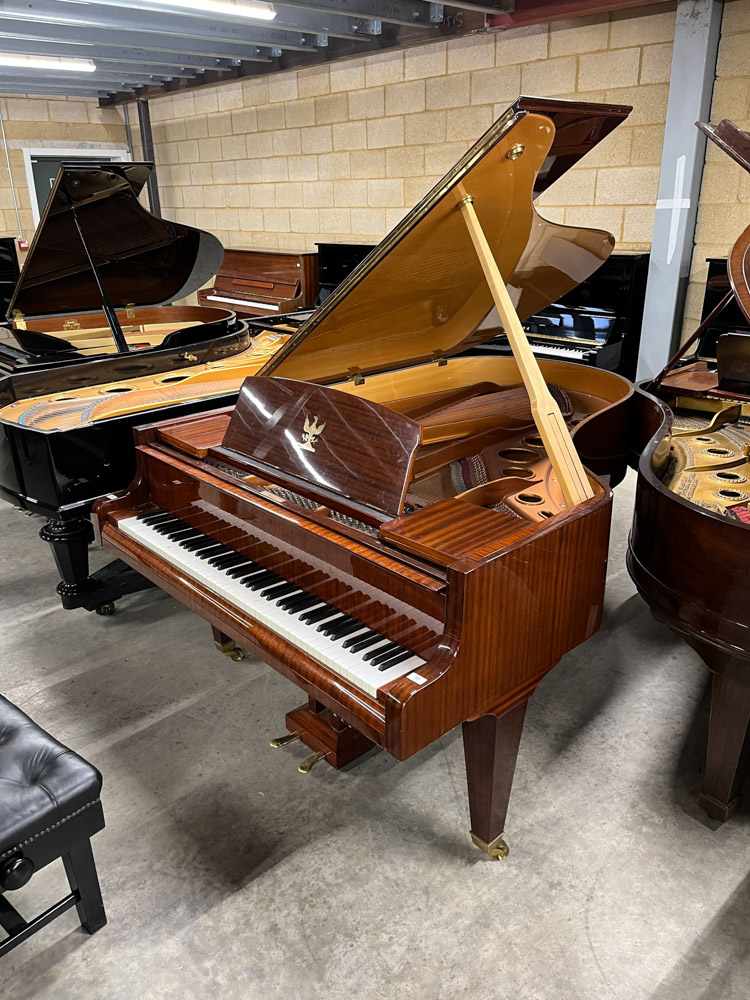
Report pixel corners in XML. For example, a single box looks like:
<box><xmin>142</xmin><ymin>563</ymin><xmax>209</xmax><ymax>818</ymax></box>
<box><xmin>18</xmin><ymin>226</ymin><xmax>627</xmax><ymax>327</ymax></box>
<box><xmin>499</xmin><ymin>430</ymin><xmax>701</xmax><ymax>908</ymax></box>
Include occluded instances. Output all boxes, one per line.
<box><xmin>0</xmin><ymin>696</ymin><xmax>102</xmax><ymax>863</ymax></box>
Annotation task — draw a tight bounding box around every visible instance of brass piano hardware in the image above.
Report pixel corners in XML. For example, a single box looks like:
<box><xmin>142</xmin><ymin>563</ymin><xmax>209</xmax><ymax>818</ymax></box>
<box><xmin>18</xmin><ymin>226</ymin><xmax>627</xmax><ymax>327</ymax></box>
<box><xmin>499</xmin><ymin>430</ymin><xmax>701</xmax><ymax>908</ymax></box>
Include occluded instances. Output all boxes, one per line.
<box><xmin>180</xmin><ymin>352</ymin><xmax>198</xmax><ymax>362</ymax></box>
<box><xmin>298</xmin><ymin>749</ymin><xmax>327</xmax><ymax>773</ymax></box>
<box><xmin>457</xmin><ymin>192</ymin><xmax>594</xmax><ymax>508</ymax></box>
<box><xmin>214</xmin><ymin>638</ymin><xmax>245</xmax><ymax>661</ymax></box>
<box><xmin>506</xmin><ymin>144</ymin><xmax>525</xmax><ymax>160</ymax></box>
<box><xmin>12</xmin><ymin>310</ymin><xmax>25</xmax><ymax>330</ymax></box>
<box><xmin>470</xmin><ymin>831</ymin><xmax>510</xmax><ymax>860</ymax></box>
<box><xmin>347</xmin><ymin>366</ymin><xmax>365</xmax><ymax>385</ymax></box>
<box><xmin>63</xmin><ymin>319</ymin><xmax>81</xmax><ymax>331</ymax></box>
<box><xmin>431</xmin><ymin>350</ymin><xmax>448</xmax><ymax>367</ymax></box>
<box><xmin>269</xmin><ymin>731</ymin><xmax>301</xmax><ymax>748</ymax></box>
<box><xmin>126</xmin><ymin>303</ymin><xmax>136</xmax><ymax>320</ymax></box>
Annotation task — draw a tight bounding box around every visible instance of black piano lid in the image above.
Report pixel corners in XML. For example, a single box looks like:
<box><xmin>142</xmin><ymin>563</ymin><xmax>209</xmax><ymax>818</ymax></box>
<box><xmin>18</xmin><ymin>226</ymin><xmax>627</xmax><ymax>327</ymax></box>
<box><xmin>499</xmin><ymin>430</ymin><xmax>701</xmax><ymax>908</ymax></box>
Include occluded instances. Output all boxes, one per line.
<box><xmin>7</xmin><ymin>161</ymin><xmax>224</xmax><ymax>320</ymax></box>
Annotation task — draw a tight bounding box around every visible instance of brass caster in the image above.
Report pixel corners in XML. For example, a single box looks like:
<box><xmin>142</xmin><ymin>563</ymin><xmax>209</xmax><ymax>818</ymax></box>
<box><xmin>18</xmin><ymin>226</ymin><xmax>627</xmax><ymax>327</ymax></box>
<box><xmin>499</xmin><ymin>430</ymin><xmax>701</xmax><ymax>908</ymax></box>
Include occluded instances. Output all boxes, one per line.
<box><xmin>269</xmin><ymin>731</ymin><xmax>300</xmax><ymax>749</ymax></box>
<box><xmin>214</xmin><ymin>639</ymin><xmax>245</xmax><ymax>661</ymax></box>
<box><xmin>470</xmin><ymin>832</ymin><xmax>510</xmax><ymax>860</ymax></box>
<box><xmin>95</xmin><ymin>602</ymin><xmax>116</xmax><ymax>617</ymax></box>
<box><xmin>298</xmin><ymin>749</ymin><xmax>327</xmax><ymax>774</ymax></box>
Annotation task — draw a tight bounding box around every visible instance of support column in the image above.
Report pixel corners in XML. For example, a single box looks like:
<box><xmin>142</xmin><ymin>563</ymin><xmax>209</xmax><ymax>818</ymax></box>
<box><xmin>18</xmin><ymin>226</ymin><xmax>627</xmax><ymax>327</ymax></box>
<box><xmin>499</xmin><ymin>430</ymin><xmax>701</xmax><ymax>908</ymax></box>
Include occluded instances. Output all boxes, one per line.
<box><xmin>636</xmin><ymin>0</ymin><xmax>723</xmax><ymax>379</ymax></box>
<box><xmin>137</xmin><ymin>98</ymin><xmax>161</xmax><ymax>219</ymax></box>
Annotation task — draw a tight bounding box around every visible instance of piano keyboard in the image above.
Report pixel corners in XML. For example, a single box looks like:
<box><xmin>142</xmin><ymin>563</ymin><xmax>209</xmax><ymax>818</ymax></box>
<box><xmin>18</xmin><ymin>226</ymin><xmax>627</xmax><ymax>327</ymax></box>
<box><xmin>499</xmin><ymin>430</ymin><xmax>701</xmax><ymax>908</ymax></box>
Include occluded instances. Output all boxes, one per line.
<box><xmin>206</xmin><ymin>293</ymin><xmax>279</xmax><ymax>312</ymax></box>
<box><xmin>119</xmin><ymin>512</ymin><xmax>427</xmax><ymax>698</ymax></box>
<box><xmin>528</xmin><ymin>343</ymin><xmax>586</xmax><ymax>360</ymax></box>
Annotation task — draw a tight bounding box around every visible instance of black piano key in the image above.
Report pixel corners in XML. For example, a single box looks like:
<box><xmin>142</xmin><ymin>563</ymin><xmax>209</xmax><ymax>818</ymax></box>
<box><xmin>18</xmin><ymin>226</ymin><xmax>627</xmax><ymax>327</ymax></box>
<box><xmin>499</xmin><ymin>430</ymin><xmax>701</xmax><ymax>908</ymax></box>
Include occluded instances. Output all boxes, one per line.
<box><xmin>245</xmin><ymin>571</ymin><xmax>280</xmax><ymax>590</ymax></box>
<box><xmin>279</xmin><ymin>593</ymin><xmax>320</xmax><ymax>612</ymax></box>
<box><xmin>346</xmin><ymin>632</ymin><xmax>387</xmax><ymax>653</ymax></box>
<box><xmin>363</xmin><ymin>641</ymin><xmax>401</xmax><ymax>663</ymax></box>
<box><xmin>316</xmin><ymin>613</ymin><xmax>350</xmax><ymax>634</ymax></box>
<box><xmin>153</xmin><ymin>518</ymin><xmax>185</xmax><ymax>534</ymax></box>
<box><xmin>227</xmin><ymin>561</ymin><xmax>263</xmax><ymax>579</ymax></box>
<box><xmin>261</xmin><ymin>582</ymin><xmax>299</xmax><ymax>599</ymax></box>
<box><xmin>342</xmin><ymin>629</ymin><xmax>380</xmax><ymax>650</ymax></box>
<box><xmin>166</xmin><ymin>527</ymin><xmax>201</xmax><ymax>541</ymax></box>
<box><xmin>196</xmin><ymin>544</ymin><xmax>229</xmax><ymax>560</ymax></box>
<box><xmin>140</xmin><ymin>511</ymin><xmax>170</xmax><ymax>524</ymax></box>
<box><xmin>377</xmin><ymin>648</ymin><xmax>415</xmax><ymax>671</ymax></box>
<box><xmin>182</xmin><ymin>536</ymin><xmax>218</xmax><ymax>551</ymax></box>
<box><xmin>300</xmin><ymin>605</ymin><xmax>339</xmax><ymax>625</ymax></box>
<box><xmin>209</xmin><ymin>552</ymin><xmax>248</xmax><ymax>569</ymax></box>
<box><xmin>328</xmin><ymin>620</ymin><xmax>366</xmax><ymax>641</ymax></box>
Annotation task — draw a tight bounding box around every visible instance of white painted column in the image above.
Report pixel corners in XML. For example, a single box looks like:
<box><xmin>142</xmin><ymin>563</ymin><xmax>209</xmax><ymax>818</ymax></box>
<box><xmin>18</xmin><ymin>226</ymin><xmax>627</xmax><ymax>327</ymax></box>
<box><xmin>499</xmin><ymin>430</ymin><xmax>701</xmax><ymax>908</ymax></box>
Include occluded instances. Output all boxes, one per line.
<box><xmin>636</xmin><ymin>0</ymin><xmax>723</xmax><ymax>379</ymax></box>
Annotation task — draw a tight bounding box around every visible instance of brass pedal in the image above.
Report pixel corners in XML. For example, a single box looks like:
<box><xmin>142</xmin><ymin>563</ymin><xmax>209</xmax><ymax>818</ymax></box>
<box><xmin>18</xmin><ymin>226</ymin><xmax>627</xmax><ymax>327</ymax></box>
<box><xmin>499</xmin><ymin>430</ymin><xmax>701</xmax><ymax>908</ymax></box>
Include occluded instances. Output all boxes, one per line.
<box><xmin>214</xmin><ymin>639</ymin><xmax>245</xmax><ymax>662</ymax></box>
<box><xmin>298</xmin><ymin>749</ymin><xmax>327</xmax><ymax>774</ymax></box>
<box><xmin>269</xmin><ymin>731</ymin><xmax>300</xmax><ymax>749</ymax></box>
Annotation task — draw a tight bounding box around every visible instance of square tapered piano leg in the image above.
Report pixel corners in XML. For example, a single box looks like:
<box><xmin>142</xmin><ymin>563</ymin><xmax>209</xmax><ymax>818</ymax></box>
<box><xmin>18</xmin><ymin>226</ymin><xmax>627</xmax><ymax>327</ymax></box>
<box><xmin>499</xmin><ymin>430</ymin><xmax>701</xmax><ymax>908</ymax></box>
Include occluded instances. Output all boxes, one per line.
<box><xmin>462</xmin><ymin>700</ymin><xmax>528</xmax><ymax>859</ymax></box>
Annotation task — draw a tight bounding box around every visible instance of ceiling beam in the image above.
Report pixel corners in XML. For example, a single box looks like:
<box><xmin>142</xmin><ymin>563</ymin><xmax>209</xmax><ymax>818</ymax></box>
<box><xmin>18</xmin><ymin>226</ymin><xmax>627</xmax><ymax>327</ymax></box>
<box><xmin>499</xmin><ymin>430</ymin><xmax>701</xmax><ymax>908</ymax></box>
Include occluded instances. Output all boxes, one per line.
<box><xmin>0</xmin><ymin>2</ymin><xmax>329</xmax><ymax>51</ymax></box>
<box><xmin>13</xmin><ymin>0</ymin><xmax>381</xmax><ymax>42</ymax></box>
<box><xmin>0</xmin><ymin>21</ymin><xmax>287</xmax><ymax>60</ymax></box>
<box><xmin>0</xmin><ymin>34</ymin><xmax>270</xmax><ymax>69</ymax></box>
<box><xmin>489</xmin><ymin>0</ymin><xmax>671</xmax><ymax>28</ymax></box>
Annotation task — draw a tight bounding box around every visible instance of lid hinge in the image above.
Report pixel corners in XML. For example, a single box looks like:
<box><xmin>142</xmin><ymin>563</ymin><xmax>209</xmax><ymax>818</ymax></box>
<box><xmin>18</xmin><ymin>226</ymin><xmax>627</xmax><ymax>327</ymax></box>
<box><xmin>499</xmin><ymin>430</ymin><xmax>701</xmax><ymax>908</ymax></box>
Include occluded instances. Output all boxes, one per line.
<box><xmin>126</xmin><ymin>303</ymin><xmax>136</xmax><ymax>320</ymax></box>
<box><xmin>12</xmin><ymin>310</ymin><xmax>25</xmax><ymax>330</ymax></box>
<box><xmin>347</xmin><ymin>366</ymin><xmax>365</xmax><ymax>385</ymax></box>
<box><xmin>431</xmin><ymin>349</ymin><xmax>448</xmax><ymax>366</ymax></box>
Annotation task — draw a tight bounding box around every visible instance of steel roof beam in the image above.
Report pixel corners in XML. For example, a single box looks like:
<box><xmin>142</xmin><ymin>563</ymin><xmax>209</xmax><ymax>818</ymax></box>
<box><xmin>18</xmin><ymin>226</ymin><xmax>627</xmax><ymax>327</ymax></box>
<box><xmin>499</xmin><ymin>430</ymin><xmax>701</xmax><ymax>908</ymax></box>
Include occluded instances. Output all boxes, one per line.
<box><xmin>97</xmin><ymin>0</ymin><xmax>382</xmax><ymax>37</ymax></box>
<box><xmin>277</xmin><ymin>0</ymin><xmax>439</xmax><ymax>27</ymax></box>
<box><xmin>0</xmin><ymin>82</ymin><xmax>129</xmax><ymax>95</ymax></box>
<box><xmin>0</xmin><ymin>21</ymin><xmax>287</xmax><ymax>60</ymax></box>
<box><xmin>10</xmin><ymin>0</ymin><xmax>377</xmax><ymax>42</ymax></box>
<box><xmin>0</xmin><ymin>34</ymin><xmax>270</xmax><ymax>69</ymax></box>
<box><xmin>0</xmin><ymin>2</ymin><xmax>328</xmax><ymax>51</ymax></box>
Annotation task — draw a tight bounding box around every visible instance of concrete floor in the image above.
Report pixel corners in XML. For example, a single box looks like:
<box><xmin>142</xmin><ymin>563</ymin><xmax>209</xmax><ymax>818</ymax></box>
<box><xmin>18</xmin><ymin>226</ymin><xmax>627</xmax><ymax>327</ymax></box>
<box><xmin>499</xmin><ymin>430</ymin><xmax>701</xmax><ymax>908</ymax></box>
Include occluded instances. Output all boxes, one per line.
<box><xmin>0</xmin><ymin>472</ymin><xmax>748</xmax><ymax>1000</ymax></box>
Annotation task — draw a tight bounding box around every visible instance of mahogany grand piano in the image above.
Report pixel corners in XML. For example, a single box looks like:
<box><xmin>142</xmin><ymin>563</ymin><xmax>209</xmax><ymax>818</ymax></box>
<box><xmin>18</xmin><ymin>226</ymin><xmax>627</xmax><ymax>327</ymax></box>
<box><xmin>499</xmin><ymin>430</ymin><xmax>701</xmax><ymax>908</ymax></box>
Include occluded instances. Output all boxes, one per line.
<box><xmin>628</xmin><ymin>118</ymin><xmax>750</xmax><ymax>824</ymax></box>
<box><xmin>95</xmin><ymin>97</ymin><xmax>635</xmax><ymax>857</ymax></box>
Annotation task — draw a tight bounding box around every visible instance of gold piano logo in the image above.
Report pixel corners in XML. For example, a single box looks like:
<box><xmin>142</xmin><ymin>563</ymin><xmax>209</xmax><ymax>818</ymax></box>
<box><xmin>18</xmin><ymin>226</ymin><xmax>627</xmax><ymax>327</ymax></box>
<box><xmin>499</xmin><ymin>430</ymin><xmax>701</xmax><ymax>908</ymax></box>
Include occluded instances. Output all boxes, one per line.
<box><xmin>299</xmin><ymin>414</ymin><xmax>326</xmax><ymax>452</ymax></box>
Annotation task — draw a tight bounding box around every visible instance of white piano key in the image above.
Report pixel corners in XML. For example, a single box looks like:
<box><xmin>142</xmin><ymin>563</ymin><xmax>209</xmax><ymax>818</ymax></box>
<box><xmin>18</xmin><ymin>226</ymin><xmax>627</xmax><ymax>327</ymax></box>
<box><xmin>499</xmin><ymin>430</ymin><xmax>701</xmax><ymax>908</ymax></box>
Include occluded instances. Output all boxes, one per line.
<box><xmin>120</xmin><ymin>516</ymin><xmax>426</xmax><ymax>698</ymax></box>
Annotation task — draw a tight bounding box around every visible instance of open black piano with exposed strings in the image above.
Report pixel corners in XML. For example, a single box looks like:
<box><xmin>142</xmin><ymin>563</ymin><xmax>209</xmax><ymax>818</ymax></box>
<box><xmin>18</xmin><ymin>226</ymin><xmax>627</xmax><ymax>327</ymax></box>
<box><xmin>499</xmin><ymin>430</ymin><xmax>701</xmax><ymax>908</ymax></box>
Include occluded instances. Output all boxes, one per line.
<box><xmin>0</xmin><ymin>160</ymin><xmax>247</xmax><ymax>390</ymax></box>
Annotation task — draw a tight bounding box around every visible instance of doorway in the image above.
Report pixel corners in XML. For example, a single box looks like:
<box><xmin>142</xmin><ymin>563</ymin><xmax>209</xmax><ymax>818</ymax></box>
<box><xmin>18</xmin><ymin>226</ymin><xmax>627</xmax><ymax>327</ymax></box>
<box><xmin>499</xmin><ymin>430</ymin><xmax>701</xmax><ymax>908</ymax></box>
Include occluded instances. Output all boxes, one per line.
<box><xmin>22</xmin><ymin>147</ymin><xmax>130</xmax><ymax>227</ymax></box>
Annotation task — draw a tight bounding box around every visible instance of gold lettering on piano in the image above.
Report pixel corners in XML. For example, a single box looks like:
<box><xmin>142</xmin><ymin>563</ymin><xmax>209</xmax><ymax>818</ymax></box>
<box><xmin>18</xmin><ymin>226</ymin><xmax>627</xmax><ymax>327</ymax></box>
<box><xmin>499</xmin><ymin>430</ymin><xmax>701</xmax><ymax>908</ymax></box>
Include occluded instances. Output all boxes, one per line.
<box><xmin>300</xmin><ymin>415</ymin><xmax>326</xmax><ymax>452</ymax></box>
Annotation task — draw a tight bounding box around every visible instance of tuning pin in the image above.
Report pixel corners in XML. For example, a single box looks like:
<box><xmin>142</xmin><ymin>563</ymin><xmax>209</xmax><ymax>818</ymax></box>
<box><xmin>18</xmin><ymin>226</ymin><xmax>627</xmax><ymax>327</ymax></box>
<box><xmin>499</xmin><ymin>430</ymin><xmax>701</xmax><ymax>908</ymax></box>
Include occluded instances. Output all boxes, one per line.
<box><xmin>298</xmin><ymin>749</ymin><xmax>327</xmax><ymax>774</ymax></box>
<box><xmin>269</xmin><ymin>731</ymin><xmax>300</xmax><ymax>749</ymax></box>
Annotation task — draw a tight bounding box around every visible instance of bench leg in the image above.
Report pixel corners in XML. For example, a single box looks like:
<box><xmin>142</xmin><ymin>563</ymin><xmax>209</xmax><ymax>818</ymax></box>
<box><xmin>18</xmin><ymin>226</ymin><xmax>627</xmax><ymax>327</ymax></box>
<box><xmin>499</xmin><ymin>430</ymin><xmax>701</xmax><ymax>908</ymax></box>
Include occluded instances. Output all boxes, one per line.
<box><xmin>62</xmin><ymin>840</ymin><xmax>106</xmax><ymax>935</ymax></box>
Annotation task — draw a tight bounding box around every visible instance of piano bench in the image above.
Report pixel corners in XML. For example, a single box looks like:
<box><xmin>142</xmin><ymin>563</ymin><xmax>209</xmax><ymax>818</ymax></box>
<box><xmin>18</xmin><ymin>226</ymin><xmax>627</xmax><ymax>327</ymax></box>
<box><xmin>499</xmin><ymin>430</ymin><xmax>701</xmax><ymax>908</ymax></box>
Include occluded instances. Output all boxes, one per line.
<box><xmin>0</xmin><ymin>695</ymin><xmax>106</xmax><ymax>958</ymax></box>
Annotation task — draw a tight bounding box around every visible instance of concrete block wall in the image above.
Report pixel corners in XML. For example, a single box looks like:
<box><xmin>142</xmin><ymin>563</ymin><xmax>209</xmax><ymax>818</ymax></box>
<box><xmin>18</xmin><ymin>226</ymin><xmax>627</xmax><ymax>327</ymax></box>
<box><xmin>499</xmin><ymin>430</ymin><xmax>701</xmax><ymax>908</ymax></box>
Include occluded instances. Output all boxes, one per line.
<box><xmin>149</xmin><ymin>2</ymin><xmax>677</xmax><ymax>264</ymax></box>
<box><xmin>0</xmin><ymin>96</ymin><xmax>126</xmax><ymax>248</ymax></box>
<box><xmin>683</xmin><ymin>0</ymin><xmax>750</xmax><ymax>339</ymax></box>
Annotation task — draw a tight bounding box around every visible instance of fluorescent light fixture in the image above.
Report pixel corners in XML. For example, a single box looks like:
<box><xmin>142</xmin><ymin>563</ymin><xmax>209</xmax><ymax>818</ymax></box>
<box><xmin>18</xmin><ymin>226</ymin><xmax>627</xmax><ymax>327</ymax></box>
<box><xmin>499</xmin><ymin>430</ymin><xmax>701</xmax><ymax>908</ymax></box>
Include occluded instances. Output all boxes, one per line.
<box><xmin>0</xmin><ymin>54</ymin><xmax>96</xmax><ymax>72</ymax></box>
<box><xmin>142</xmin><ymin>0</ymin><xmax>276</xmax><ymax>19</ymax></box>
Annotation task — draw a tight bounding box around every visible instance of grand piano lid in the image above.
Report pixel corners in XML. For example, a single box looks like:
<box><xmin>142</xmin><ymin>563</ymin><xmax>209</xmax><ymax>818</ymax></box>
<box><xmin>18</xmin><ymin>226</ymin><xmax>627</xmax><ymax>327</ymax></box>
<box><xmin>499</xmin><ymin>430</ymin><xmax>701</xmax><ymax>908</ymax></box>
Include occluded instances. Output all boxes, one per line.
<box><xmin>7</xmin><ymin>161</ymin><xmax>224</xmax><ymax>321</ymax></box>
<box><xmin>261</xmin><ymin>96</ymin><xmax>631</xmax><ymax>386</ymax></box>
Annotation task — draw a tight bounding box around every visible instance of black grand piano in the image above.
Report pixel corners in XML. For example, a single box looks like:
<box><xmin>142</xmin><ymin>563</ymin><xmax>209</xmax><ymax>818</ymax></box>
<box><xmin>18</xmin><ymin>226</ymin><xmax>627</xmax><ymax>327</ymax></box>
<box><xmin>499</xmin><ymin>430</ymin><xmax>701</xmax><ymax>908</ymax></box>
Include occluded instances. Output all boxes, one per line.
<box><xmin>0</xmin><ymin>160</ymin><xmax>255</xmax><ymax>614</ymax></box>
<box><xmin>0</xmin><ymin>161</ymin><xmax>249</xmax><ymax>395</ymax></box>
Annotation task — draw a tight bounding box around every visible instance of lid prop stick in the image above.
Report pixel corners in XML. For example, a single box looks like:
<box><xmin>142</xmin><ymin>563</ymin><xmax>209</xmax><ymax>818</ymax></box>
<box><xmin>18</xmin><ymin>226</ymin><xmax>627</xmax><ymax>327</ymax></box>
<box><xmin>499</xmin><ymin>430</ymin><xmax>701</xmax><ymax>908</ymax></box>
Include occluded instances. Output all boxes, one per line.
<box><xmin>457</xmin><ymin>192</ymin><xmax>593</xmax><ymax>507</ymax></box>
